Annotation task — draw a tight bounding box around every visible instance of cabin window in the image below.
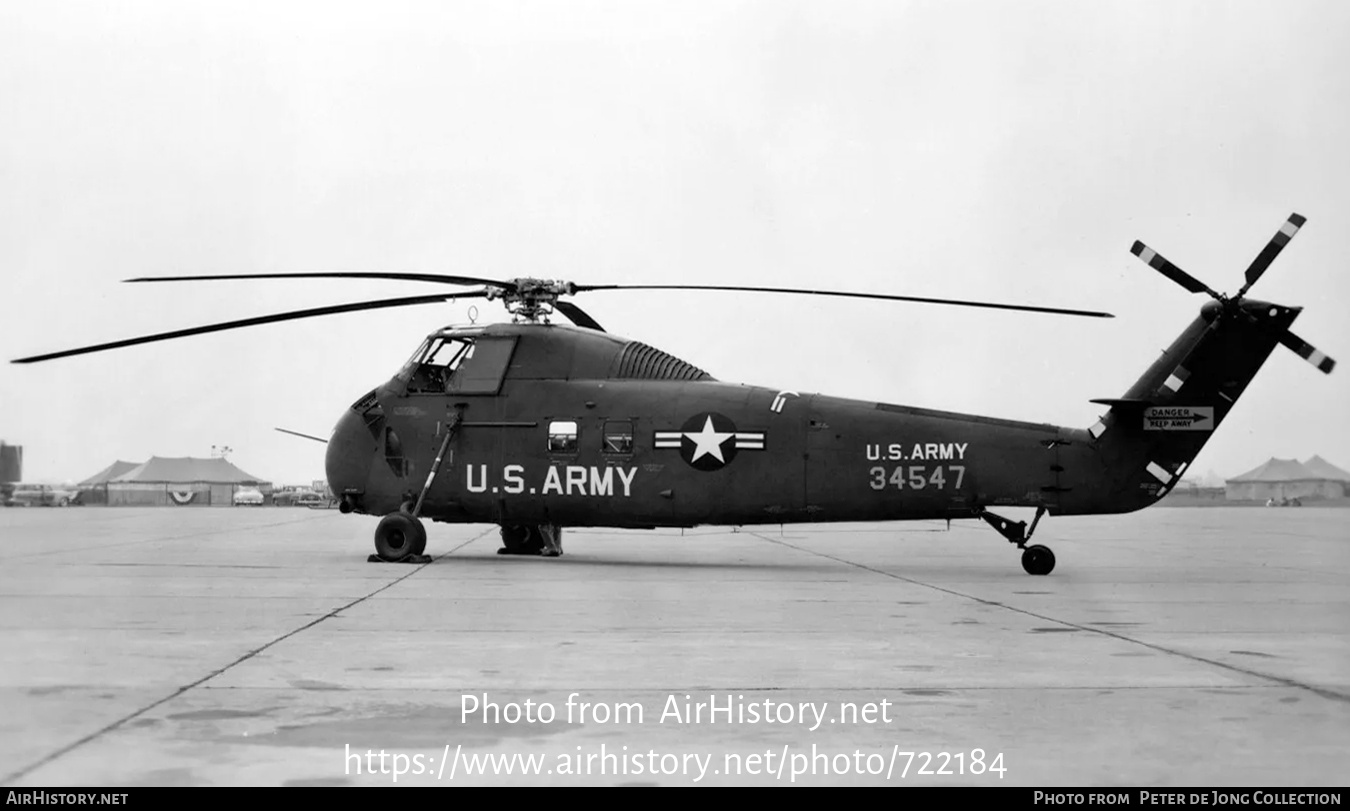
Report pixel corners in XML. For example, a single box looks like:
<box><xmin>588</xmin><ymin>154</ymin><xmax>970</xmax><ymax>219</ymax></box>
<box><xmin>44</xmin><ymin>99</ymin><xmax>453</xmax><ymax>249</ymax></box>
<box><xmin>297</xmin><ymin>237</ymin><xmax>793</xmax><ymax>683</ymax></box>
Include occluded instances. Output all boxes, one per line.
<box><xmin>548</xmin><ymin>420</ymin><xmax>579</xmax><ymax>453</ymax></box>
<box><xmin>603</xmin><ymin>420</ymin><xmax>634</xmax><ymax>454</ymax></box>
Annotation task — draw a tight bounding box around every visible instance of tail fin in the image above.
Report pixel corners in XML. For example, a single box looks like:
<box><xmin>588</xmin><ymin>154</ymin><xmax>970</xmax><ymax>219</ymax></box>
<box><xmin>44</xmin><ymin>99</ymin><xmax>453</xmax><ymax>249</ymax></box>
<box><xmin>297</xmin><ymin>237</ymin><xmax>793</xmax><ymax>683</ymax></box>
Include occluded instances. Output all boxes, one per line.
<box><xmin>1071</xmin><ymin>213</ymin><xmax>1335</xmax><ymax>512</ymax></box>
<box><xmin>1084</xmin><ymin>300</ymin><xmax>1293</xmax><ymax>507</ymax></box>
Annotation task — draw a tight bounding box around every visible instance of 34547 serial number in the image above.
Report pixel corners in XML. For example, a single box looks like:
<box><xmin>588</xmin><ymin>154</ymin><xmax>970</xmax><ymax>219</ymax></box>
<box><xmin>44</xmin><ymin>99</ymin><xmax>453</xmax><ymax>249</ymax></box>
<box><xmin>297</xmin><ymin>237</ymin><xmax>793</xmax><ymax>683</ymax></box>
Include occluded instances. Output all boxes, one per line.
<box><xmin>868</xmin><ymin>465</ymin><xmax>965</xmax><ymax>491</ymax></box>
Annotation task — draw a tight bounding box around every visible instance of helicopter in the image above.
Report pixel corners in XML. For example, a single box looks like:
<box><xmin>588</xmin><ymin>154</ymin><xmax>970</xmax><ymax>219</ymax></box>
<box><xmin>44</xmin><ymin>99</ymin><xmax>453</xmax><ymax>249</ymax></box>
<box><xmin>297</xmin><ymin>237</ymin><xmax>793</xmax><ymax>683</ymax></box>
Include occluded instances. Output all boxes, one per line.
<box><xmin>11</xmin><ymin>213</ymin><xmax>1336</xmax><ymax>574</ymax></box>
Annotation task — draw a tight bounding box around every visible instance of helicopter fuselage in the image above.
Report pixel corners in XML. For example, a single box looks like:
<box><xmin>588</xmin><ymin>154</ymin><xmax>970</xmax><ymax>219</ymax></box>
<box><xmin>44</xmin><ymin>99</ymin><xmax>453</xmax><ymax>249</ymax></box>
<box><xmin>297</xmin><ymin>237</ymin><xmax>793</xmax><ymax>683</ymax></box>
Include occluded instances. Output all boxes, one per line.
<box><xmin>325</xmin><ymin>319</ymin><xmax>1217</xmax><ymax>528</ymax></box>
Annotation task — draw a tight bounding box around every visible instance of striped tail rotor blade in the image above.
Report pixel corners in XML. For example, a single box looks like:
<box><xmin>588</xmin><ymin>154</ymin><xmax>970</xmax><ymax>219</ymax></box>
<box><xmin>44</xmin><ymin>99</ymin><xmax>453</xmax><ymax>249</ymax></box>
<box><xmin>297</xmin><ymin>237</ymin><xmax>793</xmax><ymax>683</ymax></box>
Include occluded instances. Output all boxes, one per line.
<box><xmin>1279</xmin><ymin>330</ymin><xmax>1336</xmax><ymax>374</ymax></box>
<box><xmin>1130</xmin><ymin>241</ymin><xmax>1220</xmax><ymax>298</ymax></box>
<box><xmin>1237</xmin><ymin>213</ymin><xmax>1306</xmax><ymax>297</ymax></box>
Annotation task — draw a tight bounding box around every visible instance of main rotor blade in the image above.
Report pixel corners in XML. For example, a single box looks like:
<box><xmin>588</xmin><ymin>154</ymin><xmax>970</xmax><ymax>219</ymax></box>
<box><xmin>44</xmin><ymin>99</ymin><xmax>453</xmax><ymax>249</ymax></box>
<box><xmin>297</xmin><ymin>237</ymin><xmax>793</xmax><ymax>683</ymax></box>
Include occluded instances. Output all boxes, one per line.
<box><xmin>553</xmin><ymin>301</ymin><xmax>605</xmax><ymax>332</ymax></box>
<box><xmin>1236</xmin><ymin>213</ymin><xmax>1306</xmax><ymax>298</ymax></box>
<box><xmin>1130</xmin><ymin>241</ymin><xmax>1221</xmax><ymax>298</ymax></box>
<box><xmin>11</xmin><ymin>292</ymin><xmax>484</xmax><ymax>364</ymax></box>
<box><xmin>125</xmin><ymin>271</ymin><xmax>516</xmax><ymax>291</ymax></box>
<box><xmin>1279</xmin><ymin>329</ymin><xmax>1336</xmax><ymax>374</ymax></box>
<box><xmin>275</xmin><ymin>428</ymin><xmax>328</xmax><ymax>444</ymax></box>
<box><xmin>569</xmin><ymin>284</ymin><xmax>1114</xmax><ymax>318</ymax></box>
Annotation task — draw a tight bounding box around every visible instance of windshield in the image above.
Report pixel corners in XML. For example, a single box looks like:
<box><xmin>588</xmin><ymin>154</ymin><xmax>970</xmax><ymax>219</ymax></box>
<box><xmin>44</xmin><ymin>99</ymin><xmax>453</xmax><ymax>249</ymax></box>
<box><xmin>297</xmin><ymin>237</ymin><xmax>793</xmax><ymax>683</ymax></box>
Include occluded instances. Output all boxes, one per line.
<box><xmin>396</xmin><ymin>338</ymin><xmax>434</xmax><ymax>381</ymax></box>
<box><xmin>400</xmin><ymin>337</ymin><xmax>475</xmax><ymax>394</ymax></box>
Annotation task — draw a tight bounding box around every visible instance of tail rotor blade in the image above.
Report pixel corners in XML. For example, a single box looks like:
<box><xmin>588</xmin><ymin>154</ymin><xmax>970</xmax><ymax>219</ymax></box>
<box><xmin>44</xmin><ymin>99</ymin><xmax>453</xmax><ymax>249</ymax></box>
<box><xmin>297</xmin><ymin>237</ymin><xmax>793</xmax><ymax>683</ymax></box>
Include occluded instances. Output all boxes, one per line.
<box><xmin>1130</xmin><ymin>241</ymin><xmax>1220</xmax><ymax>298</ymax></box>
<box><xmin>1236</xmin><ymin>213</ymin><xmax>1306</xmax><ymax>298</ymax></box>
<box><xmin>1279</xmin><ymin>329</ymin><xmax>1335</xmax><ymax>374</ymax></box>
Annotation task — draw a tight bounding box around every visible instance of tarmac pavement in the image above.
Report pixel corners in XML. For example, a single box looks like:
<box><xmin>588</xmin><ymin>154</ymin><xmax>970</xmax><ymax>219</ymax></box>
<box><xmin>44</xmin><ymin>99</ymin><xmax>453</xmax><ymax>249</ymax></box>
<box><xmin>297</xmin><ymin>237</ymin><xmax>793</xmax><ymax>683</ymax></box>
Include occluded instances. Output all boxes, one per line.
<box><xmin>0</xmin><ymin>505</ymin><xmax>1346</xmax><ymax>786</ymax></box>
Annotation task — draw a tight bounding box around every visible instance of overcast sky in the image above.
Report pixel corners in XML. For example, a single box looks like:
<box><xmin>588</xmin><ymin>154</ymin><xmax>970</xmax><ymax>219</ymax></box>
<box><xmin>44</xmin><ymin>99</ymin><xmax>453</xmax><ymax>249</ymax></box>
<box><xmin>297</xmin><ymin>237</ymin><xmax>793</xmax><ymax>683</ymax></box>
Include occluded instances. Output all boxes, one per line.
<box><xmin>2</xmin><ymin>0</ymin><xmax>1348</xmax><ymax>488</ymax></box>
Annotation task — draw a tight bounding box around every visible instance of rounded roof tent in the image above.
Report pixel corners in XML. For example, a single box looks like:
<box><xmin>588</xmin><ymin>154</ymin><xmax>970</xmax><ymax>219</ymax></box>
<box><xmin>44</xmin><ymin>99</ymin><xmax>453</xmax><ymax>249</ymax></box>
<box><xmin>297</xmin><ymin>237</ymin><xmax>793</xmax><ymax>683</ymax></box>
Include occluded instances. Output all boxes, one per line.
<box><xmin>1227</xmin><ymin>458</ymin><xmax>1319</xmax><ymax>483</ymax></box>
<box><xmin>1226</xmin><ymin>456</ymin><xmax>1350</xmax><ymax>484</ymax></box>
<box><xmin>1301</xmin><ymin>455</ymin><xmax>1350</xmax><ymax>482</ymax></box>
<box><xmin>79</xmin><ymin>460</ymin><xmax>140</xmax><ymax>486</ymax></box>
<box><xmin>110</xmin><ymin>456</ymin><xmax>265</xmax><ymax>484</ymax></box>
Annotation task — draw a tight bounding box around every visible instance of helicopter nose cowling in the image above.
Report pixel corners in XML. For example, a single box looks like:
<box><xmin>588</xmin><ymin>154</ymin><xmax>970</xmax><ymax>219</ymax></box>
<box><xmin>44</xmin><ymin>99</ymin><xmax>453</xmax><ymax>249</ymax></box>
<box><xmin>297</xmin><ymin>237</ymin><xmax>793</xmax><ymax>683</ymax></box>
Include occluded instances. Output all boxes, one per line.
<box><xmin>325</xmin><ymin>408</ymin><xmax>372</xmax><ymax>511</ymax></box>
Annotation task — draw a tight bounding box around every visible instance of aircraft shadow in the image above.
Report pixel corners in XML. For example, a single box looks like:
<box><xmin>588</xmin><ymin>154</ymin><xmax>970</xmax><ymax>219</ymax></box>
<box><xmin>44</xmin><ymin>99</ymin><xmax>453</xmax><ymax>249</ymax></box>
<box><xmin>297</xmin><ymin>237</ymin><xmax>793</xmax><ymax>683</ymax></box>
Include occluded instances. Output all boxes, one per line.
<box><xmin>427</xmin><ymin>551</ymin><xmax>842</xmax><ymax>573</ymax></box>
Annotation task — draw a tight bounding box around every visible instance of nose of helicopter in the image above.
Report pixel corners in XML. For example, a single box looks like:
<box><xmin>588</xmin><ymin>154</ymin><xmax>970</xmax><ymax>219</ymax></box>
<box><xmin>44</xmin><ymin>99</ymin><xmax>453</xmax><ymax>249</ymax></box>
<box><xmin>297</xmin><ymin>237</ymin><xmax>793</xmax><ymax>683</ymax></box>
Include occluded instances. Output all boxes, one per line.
<box><xmin>325</xmin><ymin>408</ymin><xmax>371</xmax><ymax>511</ymax></box>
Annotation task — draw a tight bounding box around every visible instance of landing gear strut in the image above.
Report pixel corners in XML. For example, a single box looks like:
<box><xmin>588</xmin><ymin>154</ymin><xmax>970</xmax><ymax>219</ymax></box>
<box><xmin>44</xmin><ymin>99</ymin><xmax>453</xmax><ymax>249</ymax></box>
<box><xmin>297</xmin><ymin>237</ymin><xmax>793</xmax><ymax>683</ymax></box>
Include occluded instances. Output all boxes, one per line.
<box><xmin>497</xmin><ymin>524</ymin><xmax>564</xmax><ymax>557</ymax></box>
<box><xmin>978</xmin><ymin>506</ymin><xmax>1055</xmax><ymax>575</ymax></box>
<box><xmin>369</xmin><ymin>409</ymin><xmax>461</xmax><ymax>563</ymax></box>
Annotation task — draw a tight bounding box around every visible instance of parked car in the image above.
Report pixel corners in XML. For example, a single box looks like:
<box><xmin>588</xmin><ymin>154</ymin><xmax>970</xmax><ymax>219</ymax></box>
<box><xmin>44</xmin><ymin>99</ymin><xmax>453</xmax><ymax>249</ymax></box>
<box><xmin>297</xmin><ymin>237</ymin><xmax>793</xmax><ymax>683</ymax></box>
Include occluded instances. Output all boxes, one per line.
<box><xmin>271</xmin><ymin>488</ymin><xmax>297</xmax><ymax>506</ymax></box>
<box><xmin>295</xmin><ymin>492</ymin><xmax>330</xmax><ymax>508</ymax></box>
<box><xmin>233</xmin><ymin>486</ymin><xmax>265</xmax><ymax>506</ymax></box>
<box><xmin>7</xmin><ymin>483</ymin><xmax>80</xmax><ymax>507</ymax></box>
<box><xmin>272</xmin><ymin>488</ymin><xmax>320</xmax><ymax>506</ymax></box>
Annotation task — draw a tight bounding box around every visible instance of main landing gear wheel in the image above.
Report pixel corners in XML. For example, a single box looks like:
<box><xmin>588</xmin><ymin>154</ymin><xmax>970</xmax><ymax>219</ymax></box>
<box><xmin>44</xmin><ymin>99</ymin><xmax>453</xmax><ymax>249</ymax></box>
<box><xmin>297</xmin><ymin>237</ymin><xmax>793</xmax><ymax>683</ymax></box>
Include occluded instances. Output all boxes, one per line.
<box><xmin>498</xmin><ymin>524</ymin><xmax>545</xmax><ymax>555</ymax></box>
<box><xmin>374</xmin><ymin>512</ymin><xmax>427</xmax><ymax>561</ymax></box>
<box><xmin>393</xmin><ymin>501</ymin><xmax>427</xmax><ymax>554</ymax></box>
<box><xmin>1021</xmin><ymin>544</ymin><xmax>1056</xmax><ymax>576</ymax></box>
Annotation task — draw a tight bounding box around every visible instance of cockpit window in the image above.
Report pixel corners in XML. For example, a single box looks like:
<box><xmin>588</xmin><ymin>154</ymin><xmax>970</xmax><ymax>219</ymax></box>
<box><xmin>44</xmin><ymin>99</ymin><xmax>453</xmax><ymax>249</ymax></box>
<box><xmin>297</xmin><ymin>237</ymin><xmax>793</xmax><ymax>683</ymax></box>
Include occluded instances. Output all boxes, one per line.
<box><xmin>400</xmin><ymin>335</ymin><xmax>517</xmax><ymax>395</ymax></box>
<box><xmin>426</xmin><ymin>338</ymin><xmax>474</xmax><ymax>368</ymax></box>
<box><xmin>447</xmin><ymin>337</ymin><xmax>516</xmax><ymax>394</ymax></box>
<box><xmin>401</xmin><ymin>337</ymin><xmax>473</xmax><ymax>394</ymax></box>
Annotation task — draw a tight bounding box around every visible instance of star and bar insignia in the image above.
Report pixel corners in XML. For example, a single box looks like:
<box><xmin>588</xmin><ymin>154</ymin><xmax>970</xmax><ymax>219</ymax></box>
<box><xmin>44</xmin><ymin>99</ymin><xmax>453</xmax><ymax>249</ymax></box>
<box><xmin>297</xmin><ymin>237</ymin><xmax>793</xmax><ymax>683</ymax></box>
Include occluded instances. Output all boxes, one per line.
<box><xmin>654</xmin><ymin>412</ymin><xmax>766</xmax><ymax>471</ymax></box>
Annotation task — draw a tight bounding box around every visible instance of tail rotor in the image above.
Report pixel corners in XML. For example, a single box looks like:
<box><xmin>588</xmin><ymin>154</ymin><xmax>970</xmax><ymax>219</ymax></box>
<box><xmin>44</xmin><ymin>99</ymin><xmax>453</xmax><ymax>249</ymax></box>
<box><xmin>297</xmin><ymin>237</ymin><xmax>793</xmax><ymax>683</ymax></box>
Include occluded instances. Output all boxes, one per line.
<box><xmin>1130</xmin><ymin>212</ymin><xmax>1335</xmax><ymax>375</ymax></box>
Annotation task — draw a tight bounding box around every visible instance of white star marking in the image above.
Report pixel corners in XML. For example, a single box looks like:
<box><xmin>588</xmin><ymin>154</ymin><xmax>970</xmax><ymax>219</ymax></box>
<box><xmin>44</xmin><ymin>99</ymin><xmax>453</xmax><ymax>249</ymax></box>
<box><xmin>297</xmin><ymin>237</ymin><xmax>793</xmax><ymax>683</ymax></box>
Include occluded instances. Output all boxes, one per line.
<box><xmin>685</xmin><ymin>416</ymin><xmax>734</xmax><ymax>463</ymax></box>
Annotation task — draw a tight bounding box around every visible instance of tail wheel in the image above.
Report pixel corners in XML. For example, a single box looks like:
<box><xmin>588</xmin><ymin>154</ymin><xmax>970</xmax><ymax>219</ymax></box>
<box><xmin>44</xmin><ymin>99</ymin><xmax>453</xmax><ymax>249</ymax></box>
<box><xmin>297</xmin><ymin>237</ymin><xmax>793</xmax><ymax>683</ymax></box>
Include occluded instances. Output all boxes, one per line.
<box><xmin>374</xmin><ymin>513</ymin><xmax>427</xmax><ymax>562</ymax></box>
<box><xmin>1021</xmin><ymin>544</ymin><xmax>1056</xmax><ymax>576</ymax></box>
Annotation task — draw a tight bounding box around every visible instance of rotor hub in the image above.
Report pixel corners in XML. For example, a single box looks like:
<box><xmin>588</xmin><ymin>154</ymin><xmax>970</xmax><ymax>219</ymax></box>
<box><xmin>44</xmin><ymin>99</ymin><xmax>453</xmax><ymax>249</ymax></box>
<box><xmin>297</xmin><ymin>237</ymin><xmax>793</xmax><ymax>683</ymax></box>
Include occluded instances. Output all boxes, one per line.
<box><xmin>485</xmin><ymin>278</ymin><xmax>576</xmax><ymax>323</ymax></box>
